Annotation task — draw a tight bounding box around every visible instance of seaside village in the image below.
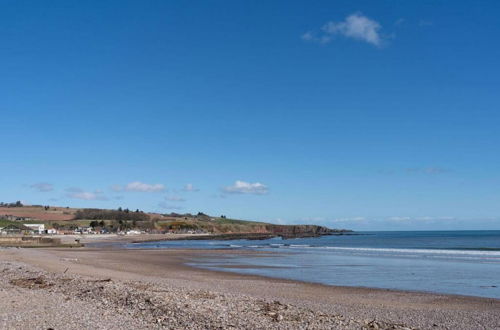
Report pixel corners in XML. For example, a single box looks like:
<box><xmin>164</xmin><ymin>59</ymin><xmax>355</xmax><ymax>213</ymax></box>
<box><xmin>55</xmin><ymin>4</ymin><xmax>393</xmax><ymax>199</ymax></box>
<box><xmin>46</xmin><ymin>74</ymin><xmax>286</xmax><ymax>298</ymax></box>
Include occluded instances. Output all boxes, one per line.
<box><xmin>1</xmin><ymin>224</ymin><xmax>102</xmax><ymax>237</ymax></box>
<box><xmin>0</xmin><ymin>215</ymin><xmax>144</xmax><ymax>236</ymax></box>
<box><xmin>0</xmin><ymin>203</ymin><xmax>210</xmax><ymax>238</ymax></box>
<box><xmin>0</xmin><ymin>221</ymin><xmax>96</xmax><ymax>236</ymax></box>
<box><xmin>0</xmin><ymin>204</ymin><xmax>143</xmax><ymax>237</ymax></box>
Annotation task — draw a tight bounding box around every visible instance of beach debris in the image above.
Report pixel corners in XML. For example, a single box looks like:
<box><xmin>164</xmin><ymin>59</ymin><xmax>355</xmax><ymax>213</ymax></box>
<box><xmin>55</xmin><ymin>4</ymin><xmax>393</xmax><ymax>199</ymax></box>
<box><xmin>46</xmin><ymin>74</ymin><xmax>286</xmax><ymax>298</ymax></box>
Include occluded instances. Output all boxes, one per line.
<box><xmin>60</xmin><ymin>258</ymin><xmax>79</xmax><ymax>262</ymax></box>
<box><xmin>88</xmin><ymin>278</ymin><xmax>112</xmax><ymax>283</ymax></box>
<box><xmin>9</xmin><ymin>276</ymin><xmax>53</xmax><ymax>289</ymax></box>
<box><xmin>0</xmin><ymin>261</ymin><xmax>476</xmax><ymax>330</ymax></box>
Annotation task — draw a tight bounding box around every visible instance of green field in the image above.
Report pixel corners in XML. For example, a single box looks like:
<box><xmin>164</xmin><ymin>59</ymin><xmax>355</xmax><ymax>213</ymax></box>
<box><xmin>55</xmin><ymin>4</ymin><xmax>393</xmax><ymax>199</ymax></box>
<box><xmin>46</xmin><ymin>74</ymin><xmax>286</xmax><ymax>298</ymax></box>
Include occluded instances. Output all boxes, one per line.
<box><xmin>0</xmin><ymin>219</ymin><xmax>18</xmax><ymax>227</ymax></box>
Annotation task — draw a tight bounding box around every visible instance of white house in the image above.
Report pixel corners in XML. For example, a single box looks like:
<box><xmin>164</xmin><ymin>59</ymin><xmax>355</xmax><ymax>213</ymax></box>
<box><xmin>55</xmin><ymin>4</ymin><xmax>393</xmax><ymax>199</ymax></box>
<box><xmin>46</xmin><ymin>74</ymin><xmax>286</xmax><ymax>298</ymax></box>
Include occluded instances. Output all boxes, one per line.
<box><xmin>24</xmin><ymin>224</ymin><xmax>45</xmax><ymax>234</ymax></box>
<box><xmin>74</xmin><ymin>226</ymin><xmax>94</xmax><ymax>234</ymax></box>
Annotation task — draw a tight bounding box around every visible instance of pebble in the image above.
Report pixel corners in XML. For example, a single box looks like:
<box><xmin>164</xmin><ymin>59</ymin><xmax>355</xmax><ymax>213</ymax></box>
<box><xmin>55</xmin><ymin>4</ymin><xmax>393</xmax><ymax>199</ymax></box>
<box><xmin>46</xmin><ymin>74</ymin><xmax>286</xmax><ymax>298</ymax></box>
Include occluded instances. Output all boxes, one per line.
<box><xmin>0</xmin><ymin>260</ymin><xmax>419</xmax><ymax>330</ymax></box>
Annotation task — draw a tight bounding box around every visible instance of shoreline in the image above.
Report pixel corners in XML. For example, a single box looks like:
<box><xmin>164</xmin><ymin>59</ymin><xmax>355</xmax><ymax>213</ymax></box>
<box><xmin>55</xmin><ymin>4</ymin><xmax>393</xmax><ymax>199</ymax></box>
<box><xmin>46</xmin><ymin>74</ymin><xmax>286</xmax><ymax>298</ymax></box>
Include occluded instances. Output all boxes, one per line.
<box><xmin>45</xmin><ymin>232</ymin><xmax>356</xmax><ymax>247</ymax></box>
<box><xmin>124</xmin><ymin>247</ymin><xmax>500</xmax><ymax>302</ymax></box>
<box><xmin>1</xmin><ymin>246</ymin><xmax>499</xmax><ymax>329</ymax></box>
<box><xmin>41</xmin><ymin>233</ymin><xmax>500</xmax><ymax>299</ymax></box>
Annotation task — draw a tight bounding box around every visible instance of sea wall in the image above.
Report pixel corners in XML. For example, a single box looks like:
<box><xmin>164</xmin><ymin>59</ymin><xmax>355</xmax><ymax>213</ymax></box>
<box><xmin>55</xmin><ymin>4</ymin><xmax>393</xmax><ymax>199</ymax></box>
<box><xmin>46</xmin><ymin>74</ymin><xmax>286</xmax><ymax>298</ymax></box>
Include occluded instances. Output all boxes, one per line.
<box><xmin>0</xmin><ymin>236</ymin><xmax>63</xmax><ymax>247</ymax></box>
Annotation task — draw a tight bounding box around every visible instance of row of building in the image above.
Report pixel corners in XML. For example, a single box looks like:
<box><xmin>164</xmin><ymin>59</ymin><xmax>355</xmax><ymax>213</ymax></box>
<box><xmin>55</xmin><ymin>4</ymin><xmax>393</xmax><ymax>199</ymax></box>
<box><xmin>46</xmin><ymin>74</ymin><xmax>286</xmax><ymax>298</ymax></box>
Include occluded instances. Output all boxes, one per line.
<box><xmin>0</xmin><ymin>223</ymin><xmax>52</xmax><ymax>235</ymax></box>
<box><xmin>0</xmin><ymin>224</ymin><xmax>143</xmax><ymax>236</ymax></box>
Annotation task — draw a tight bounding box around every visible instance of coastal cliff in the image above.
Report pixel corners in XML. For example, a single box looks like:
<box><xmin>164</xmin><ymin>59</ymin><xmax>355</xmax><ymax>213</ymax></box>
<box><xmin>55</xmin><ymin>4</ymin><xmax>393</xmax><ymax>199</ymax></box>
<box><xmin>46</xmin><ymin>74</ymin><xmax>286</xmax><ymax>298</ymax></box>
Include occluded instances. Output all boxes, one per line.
<box><xmin>1</xmin><ymin>205</ymin><xmax>351</xmax><ymax>239</ymax></box>
<box><xmin>178</xmin><ymin>224</ymin><xmax>351</xmax><ymax>240</ymax></box>
<box><xmin>266</xmin><ymin>224</ymin><xmax>348</xmax><ymax>238</ymax></box>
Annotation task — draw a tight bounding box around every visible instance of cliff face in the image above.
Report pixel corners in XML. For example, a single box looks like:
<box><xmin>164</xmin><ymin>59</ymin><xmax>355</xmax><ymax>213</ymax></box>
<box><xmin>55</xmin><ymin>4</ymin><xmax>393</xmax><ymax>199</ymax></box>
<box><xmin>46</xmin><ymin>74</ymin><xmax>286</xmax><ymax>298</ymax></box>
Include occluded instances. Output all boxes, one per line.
<box><xmin>179</xmin><ymin>224</ymin><xmax>350</xmax><ymax>240</ymax></box>
<box><xmin>265</xmin><ymin>224</ymin><xmax>349</xmax><ymax>238</ymax></box>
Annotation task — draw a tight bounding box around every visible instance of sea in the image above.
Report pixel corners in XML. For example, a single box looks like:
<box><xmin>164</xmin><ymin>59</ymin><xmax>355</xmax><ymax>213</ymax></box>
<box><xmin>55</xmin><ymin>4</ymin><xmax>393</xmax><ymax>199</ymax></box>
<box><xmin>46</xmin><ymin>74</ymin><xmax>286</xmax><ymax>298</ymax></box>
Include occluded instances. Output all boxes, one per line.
<box><xmin>128</xmin><ymin>230</ymin><xmax>500</xmax><ymax>299</ymax></box>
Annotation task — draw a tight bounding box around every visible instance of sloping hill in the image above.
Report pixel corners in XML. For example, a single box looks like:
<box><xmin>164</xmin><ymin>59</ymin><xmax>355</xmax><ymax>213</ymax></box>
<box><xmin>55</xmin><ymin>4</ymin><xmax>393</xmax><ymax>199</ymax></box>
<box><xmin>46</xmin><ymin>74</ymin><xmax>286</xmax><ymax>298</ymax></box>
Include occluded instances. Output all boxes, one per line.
<box><xmin>0</xmin><ymin>205</ymin><xmax>349</xmax><ymax>237</ymax></box>
<box><xmin>0</xmin><ymin>206</ymin><xmax>75</xmax><ymax>221</ymax></box>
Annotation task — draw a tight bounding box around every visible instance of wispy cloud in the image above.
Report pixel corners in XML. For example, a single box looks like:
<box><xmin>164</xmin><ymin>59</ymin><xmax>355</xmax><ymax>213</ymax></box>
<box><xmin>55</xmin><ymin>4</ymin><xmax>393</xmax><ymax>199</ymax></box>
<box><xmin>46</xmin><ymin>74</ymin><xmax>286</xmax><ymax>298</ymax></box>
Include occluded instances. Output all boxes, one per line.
<box><xmin>158</xmin><ymin>201</ymin><xmax>183</xmax><ymax>210</ymax></box>
<box><xmin>394</xmin><ymin>18</ymin><xmax>405</xmax><ymax>26</ymax></box>
<box><xmin>30</xmin><ymin>182</ymin><xmax>54</xmax><ymax>192</ymax></box>
<box><xmin>329</xmin><ymin>217</ymin><xmax>367</xmax><ymax>223</ymax></box>
<box><xmin>182</xmin><ymin>183</ymin><xmax>199</xmax><ymax>192</ymax></box>
<box><xmin>165</xmin><ymin>196</ymin><xmax>186</xmax><ymax>202</ymax></box>
<box><xmin>405</xmin><ymin>167</ymin><xmax>451</xmax><ymax>174</ymax></box>
<box><xmin>387</xmin><ymin>216</ymin><xmax>456</xmax><ymax>222</ymax></box>
<box><xmin>65</xmin><ymin>187</ymin><xmax>108</xmax><ymax>200</ymax></box>
<box><xmin>67</xmin><ymin>191</ymin><xmax>108</xmax><ymax>201</ymax></box>
<box><xmin>379</xmin><ymin>167</ymin><xmax>451</xmax><ymax>175</ymax></box>
<box><xmin>112</xmin><ymin>181</ymin><xmax>165</xmax><ymax>192</ymax></box>
<box><xmin>386</xmin><ymin>216</ymin><xmax>412</xmax><ymax>222</ymax></box>
<box><xmin>223</xmin><ymin>180</ymin><xmax>269</xmax><ymax>195</ymax></box>
<box><xmin>65</xmin><ymin>187</ymin><xmax>84</xmax><ymax>193</ymax></box>
<box><xmin>303</xmin><ymin>13</ymin><xmax>385</xmax><ymax>47</ymax></box>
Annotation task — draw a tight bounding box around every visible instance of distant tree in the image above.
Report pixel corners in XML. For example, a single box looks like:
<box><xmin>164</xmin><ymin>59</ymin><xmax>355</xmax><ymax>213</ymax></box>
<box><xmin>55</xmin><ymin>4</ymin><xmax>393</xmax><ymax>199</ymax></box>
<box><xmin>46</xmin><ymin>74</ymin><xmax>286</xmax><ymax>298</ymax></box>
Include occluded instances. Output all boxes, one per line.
<box><xmin>89</xmin><ymin>220</ymin><xmax>99</xmax><ymax>228</ymax></box>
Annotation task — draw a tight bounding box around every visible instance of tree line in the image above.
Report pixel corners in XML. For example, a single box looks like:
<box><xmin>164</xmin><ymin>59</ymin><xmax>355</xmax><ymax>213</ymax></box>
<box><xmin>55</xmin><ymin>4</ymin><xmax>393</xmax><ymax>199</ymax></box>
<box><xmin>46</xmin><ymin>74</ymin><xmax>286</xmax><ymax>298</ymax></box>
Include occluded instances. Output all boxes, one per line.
<box><xmin>74</xmin><ymin>208</ymin><xmax>150</xmax><ymax>222</ymax></box>
<box><xmin>0</xmin><ymin>201</ymin><xmax>23</xmax><ymax>208</ymax></box>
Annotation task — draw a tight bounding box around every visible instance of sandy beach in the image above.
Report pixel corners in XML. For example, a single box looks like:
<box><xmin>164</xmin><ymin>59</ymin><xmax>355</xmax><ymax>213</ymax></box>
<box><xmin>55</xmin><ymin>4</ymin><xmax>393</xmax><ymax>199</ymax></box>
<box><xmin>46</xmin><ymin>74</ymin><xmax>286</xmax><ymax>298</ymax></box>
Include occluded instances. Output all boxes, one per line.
<box><xmin>1</xmin><ymin>237</ymin><xmax>499</xmax><ymax>330</ymax></box>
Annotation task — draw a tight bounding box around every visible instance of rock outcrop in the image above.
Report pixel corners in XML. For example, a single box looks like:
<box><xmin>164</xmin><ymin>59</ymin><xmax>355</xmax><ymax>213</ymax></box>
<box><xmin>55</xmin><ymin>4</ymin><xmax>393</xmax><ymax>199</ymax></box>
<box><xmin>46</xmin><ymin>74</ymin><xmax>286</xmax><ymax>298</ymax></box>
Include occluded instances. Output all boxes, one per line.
<box><xmin>266</xmin><ymin>225</ymin><xmax>350</xmax><ymax>238</ymax></box>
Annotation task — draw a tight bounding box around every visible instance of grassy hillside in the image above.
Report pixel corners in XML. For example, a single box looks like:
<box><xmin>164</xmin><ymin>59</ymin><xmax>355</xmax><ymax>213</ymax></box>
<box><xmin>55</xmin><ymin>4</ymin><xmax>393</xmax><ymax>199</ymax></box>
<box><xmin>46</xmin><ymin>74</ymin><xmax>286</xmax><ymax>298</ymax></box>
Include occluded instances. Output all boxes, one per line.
<box><xmin>0</xmin><ymin>205</ymin><xmax>345</xmax><ymax>236</ymax></box>
<box><xmin>0</xmin><ymin>206</ymin><xmax>76</xmax><ymax>221</ymax></box>
<box><xmin>0</xmin><ymin>205</ymin><xmax>272</xmax><ymax>231</ymax></box>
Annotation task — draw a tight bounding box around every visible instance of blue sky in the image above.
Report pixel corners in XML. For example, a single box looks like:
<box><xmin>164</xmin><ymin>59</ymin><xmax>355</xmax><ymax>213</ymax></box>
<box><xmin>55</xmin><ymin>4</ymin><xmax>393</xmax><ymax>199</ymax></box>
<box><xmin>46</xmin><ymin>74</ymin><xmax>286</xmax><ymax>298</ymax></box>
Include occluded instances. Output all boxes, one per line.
<box><xmin>1</xmin><ymin>0</ymin><xmax>500</xmax><ymax>230</ymax></box>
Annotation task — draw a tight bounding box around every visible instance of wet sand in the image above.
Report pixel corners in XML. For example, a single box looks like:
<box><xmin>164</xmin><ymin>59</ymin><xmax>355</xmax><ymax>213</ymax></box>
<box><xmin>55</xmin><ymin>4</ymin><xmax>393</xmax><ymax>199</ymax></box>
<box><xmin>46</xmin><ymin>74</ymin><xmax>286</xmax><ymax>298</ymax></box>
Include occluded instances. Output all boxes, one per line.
<box><xmin>1</xmin><ymin>245</ymin><xmax>499</xmax><ymax>329</ymax></box>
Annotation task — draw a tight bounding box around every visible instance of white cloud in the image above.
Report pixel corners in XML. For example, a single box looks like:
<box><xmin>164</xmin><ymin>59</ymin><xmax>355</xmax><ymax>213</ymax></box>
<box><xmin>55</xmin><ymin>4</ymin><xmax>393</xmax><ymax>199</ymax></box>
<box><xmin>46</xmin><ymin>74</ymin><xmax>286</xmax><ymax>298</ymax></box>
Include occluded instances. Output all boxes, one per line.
<box><xmin>67</xmin><ymin>191</ymin><xmax>108</xmax><ymax>201</ymax></box>
<box><xmin>223</xmin><ymin>180</ymin><xmax>269</xmax><ymax>195</ymax></box>
<box><xmin>323</xmin><ymin>13</ymin><xmax>382</xmax><ymax>46</ymax></box>
<box><xmin>165</xmin><ymin>196</ymin><xmax>186</xmax><ymax>202</ymax></box>
<box><xmin>30</xmin><ymin>183</ymin><xmax>54</xmax><ymax>192</ymax></box>
<box><xmin>182</xmin><ymin>183</ymin><xmax>199</xmax><ymax>192</ymax></box>
<box><xmin>303</xmin><ymin>13</ymin><xmax>384</xmax><ymax>47</ymax></box>
<box><xmin>113</xmin><ymin>181</ymin><xmax>165</xmax><ymax>192</ymax></box>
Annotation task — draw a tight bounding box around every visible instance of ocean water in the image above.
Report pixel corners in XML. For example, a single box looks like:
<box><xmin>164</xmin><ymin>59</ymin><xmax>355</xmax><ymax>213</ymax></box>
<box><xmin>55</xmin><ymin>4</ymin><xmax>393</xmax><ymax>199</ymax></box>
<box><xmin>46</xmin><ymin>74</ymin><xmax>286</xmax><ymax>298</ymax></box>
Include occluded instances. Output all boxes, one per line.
<box><xmin>128</xmin><ymin>231</ymin><xmax>500</xmax><ymax>299</ymax></box>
